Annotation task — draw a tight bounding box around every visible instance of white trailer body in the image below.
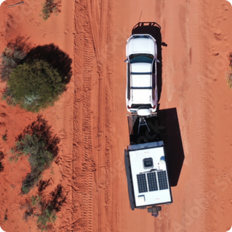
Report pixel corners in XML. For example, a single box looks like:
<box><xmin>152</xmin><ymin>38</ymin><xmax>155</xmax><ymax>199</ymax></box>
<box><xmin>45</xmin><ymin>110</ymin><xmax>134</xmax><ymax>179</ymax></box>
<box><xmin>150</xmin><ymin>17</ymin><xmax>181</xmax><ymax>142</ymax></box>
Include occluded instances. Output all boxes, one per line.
<box><xmin>125</xmin><ymin>141</ymin><xmax>172</xmax><ymax>209</ymax></box>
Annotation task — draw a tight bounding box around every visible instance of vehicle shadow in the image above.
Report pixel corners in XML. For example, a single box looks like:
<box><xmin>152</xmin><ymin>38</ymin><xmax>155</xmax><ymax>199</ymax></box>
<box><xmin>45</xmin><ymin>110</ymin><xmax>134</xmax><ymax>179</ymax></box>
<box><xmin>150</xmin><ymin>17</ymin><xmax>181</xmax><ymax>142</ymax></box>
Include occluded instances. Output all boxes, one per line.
<box><xmin>157</xmin><ymin>108</ymin><xmax>185</xmax><ymax>187</ymax></box>
<box><xmin>128</xmin><ymin>108</ymin><xmax>185</xmax><ymax>187</ymax></box>
<box><xmin>131</xmin><ymin>22</ymin><xmax>167</xmax><ymax>102</ymax></box>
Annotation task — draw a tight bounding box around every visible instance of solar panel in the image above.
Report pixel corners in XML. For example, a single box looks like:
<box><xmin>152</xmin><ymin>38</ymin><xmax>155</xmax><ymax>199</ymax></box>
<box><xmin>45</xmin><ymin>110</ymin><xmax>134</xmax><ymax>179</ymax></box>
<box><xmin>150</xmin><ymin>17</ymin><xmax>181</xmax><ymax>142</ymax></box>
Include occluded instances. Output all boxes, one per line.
<box><xmin>147</xmin><ymin>172</ymin><xmax>158</xmax><ymax>191</ymax></box>
<box><xmin>157</xmin><ymin>171</ymin><xmax>168</xmax><ymax>190</ymax></box>
<box><xmin>137</xmin><ymin>174</ymin><xmax>148</xmax><ymax>193</ymax></box>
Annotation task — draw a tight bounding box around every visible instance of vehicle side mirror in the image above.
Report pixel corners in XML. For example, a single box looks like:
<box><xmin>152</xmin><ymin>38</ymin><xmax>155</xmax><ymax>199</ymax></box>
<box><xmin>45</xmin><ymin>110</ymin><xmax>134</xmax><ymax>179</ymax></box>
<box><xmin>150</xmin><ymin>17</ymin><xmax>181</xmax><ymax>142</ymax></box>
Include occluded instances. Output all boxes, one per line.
<box><xmin>124</xmin><ymin>59</ymin><xmax>128</xmax><ymax>62</ymax></box>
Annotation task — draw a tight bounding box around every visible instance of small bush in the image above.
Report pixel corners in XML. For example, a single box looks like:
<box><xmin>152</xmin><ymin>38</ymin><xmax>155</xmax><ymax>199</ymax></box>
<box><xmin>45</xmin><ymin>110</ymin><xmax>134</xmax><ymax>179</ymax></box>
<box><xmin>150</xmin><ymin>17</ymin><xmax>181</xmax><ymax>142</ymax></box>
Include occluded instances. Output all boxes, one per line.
<box><xmin>0</xmin><ymin>151</ymin><xmax>4</xmax><ymax>172</ymax></box>
<box><xmin>0</xmin><ymin>38</ymin><xmax>29</xmax><ymax>81</ymax></box>
<box><xmin>21</xmin><ymin>184</ymin><xmax>66</xmax><ymax>230</ymax></box>
<box><xmin>7</xmin><ymin>60</ymin><xmax>65</xmax><ymax>112</ymax></box>
<box><xmin>23</xmin><ymin>195</ymin><xmax>57</xmax><ymax>231</ymax></box>
<box><xmin>21</xmin><ymin>172</ymin><xmax>42</xmax><ymax>194</ymax></box>
<box><xmin>41</xmin><ymin>0</ymin><xmax>61</xmax><ymax>21</ymax></box>
<box><xmin>31</xmin><ymin>195</ymin><xmax>42</xmax><ymax>206</ymax></box>
<box><xmin>227</xmin><ymin>69</ymin><xmax>232</xmax><ymax>88</ymax></box>
<box><xmin>4</xmin><ymin>209</ymin><xmax>8</xmax><ymax>221</ymax></box>
<box><xmin>229</xmin><ymin>53</ymin><xmax>232</xmax><ymax>67</ymax></box>
<box><xmin>1</xmin><ymin>87</ymin><xmax>17</xmax><ymax>106</ymax></box>
<box><xmin>37</xmin><ymin>205</ymin><xmax>57</xmax><ymax>230</ymax></box>
<box><xmin>11</xmin><ymin>133</ymin><xmax>55</xmax><ymax>194</ymax></box>
<box><xmin>22</xmin><ymin>186</ymin><xmax>31</xmax><ymax>195</ymax></box>
<box><xmin>1</xmin><ymin>42</ymin><xmax>72</xmax><ymax>113</ymax></box>
<box><xmin>2</xmin><ymin>133</ymin><xmax>7</xmax><ymax>141</ymax></box>
<box><xmin>227</xmin><ymin>53</ymin><xmax>232</xmax><ymax>88</ymax></box>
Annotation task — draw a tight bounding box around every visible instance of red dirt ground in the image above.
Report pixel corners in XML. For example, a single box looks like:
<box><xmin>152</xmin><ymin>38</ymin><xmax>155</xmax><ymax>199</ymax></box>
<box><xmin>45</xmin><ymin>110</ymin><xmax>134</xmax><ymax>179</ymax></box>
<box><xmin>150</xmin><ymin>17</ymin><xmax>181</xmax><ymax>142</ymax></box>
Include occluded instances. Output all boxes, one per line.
<box><xmin>1</xmin><ymin>0</ymin><xmax>232</xmax><ymax>231</ymax></box>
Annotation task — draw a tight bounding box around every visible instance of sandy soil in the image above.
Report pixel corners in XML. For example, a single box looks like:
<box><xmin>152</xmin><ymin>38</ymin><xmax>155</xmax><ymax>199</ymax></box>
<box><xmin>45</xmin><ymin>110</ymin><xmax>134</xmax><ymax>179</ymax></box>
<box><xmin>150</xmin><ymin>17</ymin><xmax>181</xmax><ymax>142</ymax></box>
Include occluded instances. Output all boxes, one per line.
<box><xmin>1</xmin><ymin>0</ymin><xmax>232</xmax><ymax>231</ymax></box>
<box><xmin>0</xmin><ymin>0</ymin><xmax>75</xmax><ymax>231</ymax></box>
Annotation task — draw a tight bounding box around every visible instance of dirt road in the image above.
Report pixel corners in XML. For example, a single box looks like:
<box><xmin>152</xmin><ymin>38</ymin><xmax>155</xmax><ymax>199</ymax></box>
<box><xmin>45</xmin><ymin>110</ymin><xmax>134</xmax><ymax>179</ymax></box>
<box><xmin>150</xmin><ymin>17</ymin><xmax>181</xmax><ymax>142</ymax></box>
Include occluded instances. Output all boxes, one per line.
<box><xmin>72</xmin><ymin>0</ymin><xmax>232</xmax><ymax>231</ymax></box>
<box><xmin>1</xmin><ymin>0</ymin><xmax>232</xmax><ymax>231</ymax></box>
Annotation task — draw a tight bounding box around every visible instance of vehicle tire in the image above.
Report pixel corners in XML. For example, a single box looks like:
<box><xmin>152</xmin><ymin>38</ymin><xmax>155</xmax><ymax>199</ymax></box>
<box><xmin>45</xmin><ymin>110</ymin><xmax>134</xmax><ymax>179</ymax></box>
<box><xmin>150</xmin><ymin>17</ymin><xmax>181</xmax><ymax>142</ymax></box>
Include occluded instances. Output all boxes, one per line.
<box><xmin>124</xmin><ymin>150</ymin><xmax>135</xmax><ymax>210</ymax></box>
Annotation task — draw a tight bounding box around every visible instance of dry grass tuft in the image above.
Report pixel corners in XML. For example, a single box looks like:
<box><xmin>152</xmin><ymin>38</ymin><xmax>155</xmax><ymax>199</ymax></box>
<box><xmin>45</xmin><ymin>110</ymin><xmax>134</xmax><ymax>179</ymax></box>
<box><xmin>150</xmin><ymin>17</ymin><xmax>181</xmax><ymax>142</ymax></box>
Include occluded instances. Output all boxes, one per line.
<box><xmin>227</xmin><ymin>53</ymin><xmax>232</xmax><ymax>88</ymax></box>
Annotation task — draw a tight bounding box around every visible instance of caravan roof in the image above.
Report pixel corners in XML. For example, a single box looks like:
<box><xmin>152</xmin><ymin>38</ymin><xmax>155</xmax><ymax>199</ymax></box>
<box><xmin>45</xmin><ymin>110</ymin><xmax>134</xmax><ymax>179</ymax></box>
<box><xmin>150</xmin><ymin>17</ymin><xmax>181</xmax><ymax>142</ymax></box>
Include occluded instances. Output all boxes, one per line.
<box><xmin>128</xmin><ymin>143</ymin><xmax>172</xmax><ymax>207</ymax></box>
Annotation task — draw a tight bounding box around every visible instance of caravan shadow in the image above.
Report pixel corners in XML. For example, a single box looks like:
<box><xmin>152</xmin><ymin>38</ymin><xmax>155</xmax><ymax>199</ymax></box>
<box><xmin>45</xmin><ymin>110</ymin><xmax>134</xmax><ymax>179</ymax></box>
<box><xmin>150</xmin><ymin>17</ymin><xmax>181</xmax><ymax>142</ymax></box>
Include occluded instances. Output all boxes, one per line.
<box><xmin>128</xmin><ymin>108</ymin><xmax>184</xmax><ymax>187</ymax></box>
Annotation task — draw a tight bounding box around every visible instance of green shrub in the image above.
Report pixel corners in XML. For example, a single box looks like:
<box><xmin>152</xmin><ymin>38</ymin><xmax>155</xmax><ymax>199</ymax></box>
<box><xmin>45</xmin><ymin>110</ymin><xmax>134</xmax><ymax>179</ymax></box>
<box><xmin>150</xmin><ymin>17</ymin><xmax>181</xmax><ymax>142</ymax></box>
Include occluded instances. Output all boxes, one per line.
<box><xmin>0</xmin><ymin>151</ymin><xmax>4</xmax><ymax>172</ymax></box>
<box><xmin>23</xmin><ymin>184</ymin><xmax>65</xmax><ymax>231</ymax></box>
<box><xmin>11</xmin><ymin>133</ymin><xmax>55</xmax><ymax>193</ymax></box>
<box><xmin>37</xmin><ymin>205</ymin><xmax>57</xmax><ymax>228</ymax></box>
<box><xmin>227</xmin><ymin>68</ymin><xmax>232</xmax><ymax>88</ymax></box>
<box><xmin>227</xmin><ymin>53</ymin><xmax>232</xmax><ymax>88</ymax></box>
<box><xmin>21</xmin><ymin>171</ymin><xmax>42</xmax><ymax>194</ymax></box>
<box><xmin>0</xmin><ymin>43</ymin><xmax>27</xmax><ymax>81</ymax></box>
<box><xmin>1</xmin><ymin>87</ymin><xmax>17</xmax><ymax>106</ymax></box>
<box><xmin>22</xmin><ymin>185</ymin><xmax>31</xmax><ymax>195</ymax></box>
<box><xmin>7</xmin><ymin>60</ymin><xmax>65</xmax><ymax>112</ymax></box>
<box><xmin>28</xmin><ymin>195</ymin><xmax>57</xmax><ymax>231</ymax></box>
<box><xmin>41</xmin><ymin>0</ymin><xmax>60</xmax><ymax>21</ymax></box>
<box><xmin>2</xmin><ymin>134</ymin><xmax>7</xmax><ymax>141</ymax></box>
<box><xmin>31</xmin><ymin>195</ymin><xmax>42</xmax><ymax>206</ymax></box>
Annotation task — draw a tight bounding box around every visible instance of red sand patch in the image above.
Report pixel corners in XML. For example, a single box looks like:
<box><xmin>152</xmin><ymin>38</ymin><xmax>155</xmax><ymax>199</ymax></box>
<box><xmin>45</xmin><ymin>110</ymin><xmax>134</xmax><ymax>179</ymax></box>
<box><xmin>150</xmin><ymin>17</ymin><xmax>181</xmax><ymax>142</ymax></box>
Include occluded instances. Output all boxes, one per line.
<box><xmin>1</xmin><ymin>0</ymin><xmax>232</xmax><ymax>231</ymax></box>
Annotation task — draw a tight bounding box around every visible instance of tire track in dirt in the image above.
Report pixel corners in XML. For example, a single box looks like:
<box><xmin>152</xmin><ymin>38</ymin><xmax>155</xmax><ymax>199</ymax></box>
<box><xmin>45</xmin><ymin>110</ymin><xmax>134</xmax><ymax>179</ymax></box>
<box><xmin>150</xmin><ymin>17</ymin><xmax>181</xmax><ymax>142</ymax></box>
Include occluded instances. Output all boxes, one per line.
<box><xmin>177</xmin><ymin>0</ymin><xmax>211</xmax><ymax>230</ymax></box>
<box><xmin>180</xmin><ymin>0</ymin><xmax>214</xmax><ymax>230</ymax></box>
<box><xmin>202</xmin><ymin>1</ymin><xmax>226</xmax><ymax>231</ymax></box>
<box><xmin>101</xmin><ymin>2</ymin><xmax>119</xmax><ymax>231</ymax></box>
<box><xmin>194</xmin><ymin>0</ymin><xmax>217</xmax><ymax>230</ymax></box>
<box><xmin>72</xmin><ymin>0</ymin><xmax>127</xmax><ymax>231</ymax></box>
<box><xmin>86</xmin><ymin>0</ymin><xmax>116</xmax><ymax>231</ymax></box>
<box><xmin>86</xmin><ymin>0</ymin><xmax>120</xmax><ymax>231</ymax></box>
<box><xmin>86</xmin><ymin>0</ymin><xmax>106</xmax><ymax>231</ymax></box>
<box><xmin>73</xmin><ymin>0</ymin><xmax>115</xmax><ymax>231</ymax></box>
<box><xmin>72</xmin><ymin>1</ymin><xmax>96</xmax><ymax>231</ymax></box>
<box><xmin>156</xmin><ymin>0</ymin><xmax>212</xmax><ymax>231</ymax></box>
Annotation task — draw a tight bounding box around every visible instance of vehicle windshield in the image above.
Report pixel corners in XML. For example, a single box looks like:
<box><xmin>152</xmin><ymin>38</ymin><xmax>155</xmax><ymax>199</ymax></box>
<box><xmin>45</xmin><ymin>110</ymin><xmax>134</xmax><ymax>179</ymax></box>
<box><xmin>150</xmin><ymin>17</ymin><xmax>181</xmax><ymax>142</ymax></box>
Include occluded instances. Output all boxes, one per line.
<box><xmin>129</xmin><ymin>54</ymin><xmax>154</xmax><ymax>64</ymax></box>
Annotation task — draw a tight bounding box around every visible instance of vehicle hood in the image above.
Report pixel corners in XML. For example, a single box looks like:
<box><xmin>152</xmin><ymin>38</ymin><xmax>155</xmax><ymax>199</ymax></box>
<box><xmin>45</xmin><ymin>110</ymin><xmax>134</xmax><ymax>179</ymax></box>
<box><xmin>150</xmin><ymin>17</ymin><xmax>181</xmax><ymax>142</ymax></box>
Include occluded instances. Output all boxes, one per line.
<box><xmin>126</xmin><ymin>37</ymin><xmax>156</xmax><ymax>56</ymax></box>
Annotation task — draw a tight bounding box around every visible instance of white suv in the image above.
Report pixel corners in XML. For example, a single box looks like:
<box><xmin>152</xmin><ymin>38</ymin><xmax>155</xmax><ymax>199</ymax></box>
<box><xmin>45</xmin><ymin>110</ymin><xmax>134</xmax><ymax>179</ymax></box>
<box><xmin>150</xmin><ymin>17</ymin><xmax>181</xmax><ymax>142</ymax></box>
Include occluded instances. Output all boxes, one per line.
<box><xmin>126</xmin><ymin>34</ymin><xmax>158</xmax><ymax>116</ymax></box>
